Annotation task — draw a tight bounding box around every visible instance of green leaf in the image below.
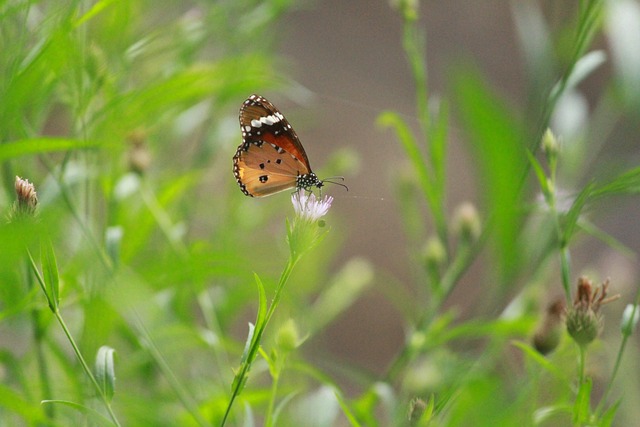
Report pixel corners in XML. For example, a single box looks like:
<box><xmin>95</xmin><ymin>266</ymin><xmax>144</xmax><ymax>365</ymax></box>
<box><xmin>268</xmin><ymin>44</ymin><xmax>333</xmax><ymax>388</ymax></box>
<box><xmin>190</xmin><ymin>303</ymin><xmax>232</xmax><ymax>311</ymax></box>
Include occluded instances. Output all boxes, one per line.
<box><xmin>271</xmin><ymin>391</ymin><xmax>300</xmax><ymax>426</ymax></box>
<box><xmin>526</xmin><ymin>150</ymin><xmax>550</xmax><ymax>200</ymax></box>
<box><xmin>511</xmin><ymin>340</ymin><xmax>567</xmax><ymax>381</ymax></box>
<box><xmin>334</xmin><ymin>390</ymin><xmax>362</xmax><ymax>427</ymax></box>
<box><xmin>95</xmin><ymin>346</ymin><xmax>117</xmax><ymax>402</ymax></box>
<box><xmin>592</xmin><ymin>166</ymin><xmax>640</xmax><ymax>198</ymax></box>
<box><xmin>253</xmin><ymin>273</ymin><xmax>267</xmax><ymax>333</ymax></box>
<box><xmin>579</xmin><ymin>219</ymin><xmax>635</xmax><ymax>257</ymax></box>
<box><xmin>41</xmin><ymin>400</ymin><xmax>114</xmax><ymax>426</ymax></box>
<box><xmin>573</xmin><ymin>377</ymin><xmax>592</xmax><ymax>425</ymax></box>
<box><xmin>0</xmin><ymin>138</ymin><xmax>107</xmax><ymax>162</ymax></box>
<box><xmin>453</xmin><ymin>67</ymin><xmax>527</xmax><ymax>282</ymax></box>
<box><xmin>606</xmin><ymin>0</ymin><xmax>640</xmax><ymax>104</ymax></box>
<box><xmin>533</xmin><ymin>405</ymin><xmax>573</xmax><ymax>425</ymax></box>
<box><xmin>307</xmin><ymin>258</ymin><xmax>373</xmax><ymax>333</ymax></box>
<box><xmin>562</xmin><ymin>183</ymin><xmax>594</xmax><ymax>244</ymax></box>
<box><xmin>232</xmin><ymin>273</ymin><xmax>268</xmax><ymax>395</ymax></box>
<box><xmin>599</xmin><ymin>399</ymin><xmax>621</xmax><ymax>427</ymax></box>
<box><xmin>550</xmin><ymin>51</ymin><xmax>607</xmax><ymax>100</ymax></box>
<box><xmin>74</xmin><ymin>0</ymin><xmax>118</xmax><ymax>27</ymax></box>
<box><xmin>0</xmin><ymin>383</ymin><xmax>46</xmax><ymax>423</ymax></box>
<box><xmin>40</xmin><ymin>239</ymin><xmax>60</xmax><ymax>311</ymax></box>
<box><xmin>377</xmin><ymin>111</ymin><xmax>438</xmax><ymax>214</ymax></box>
<box><xmin>430</xmin><ymin>99</ymin><xmax>449</xmax><ymax>204</ymax></box>
<box><xmin>239</xmin><ymin>322</ymin><xmax>256</xmax><ymax>366</ymax></box>
<box><xmin>258</xmin><ymin>347</ymin><xmax>277</xmax><ymax>378</ymax></box>
<box><xmin>566</xmin><ymin>50</ymin><xmax>607</xmax><ymax>91</ymax></box>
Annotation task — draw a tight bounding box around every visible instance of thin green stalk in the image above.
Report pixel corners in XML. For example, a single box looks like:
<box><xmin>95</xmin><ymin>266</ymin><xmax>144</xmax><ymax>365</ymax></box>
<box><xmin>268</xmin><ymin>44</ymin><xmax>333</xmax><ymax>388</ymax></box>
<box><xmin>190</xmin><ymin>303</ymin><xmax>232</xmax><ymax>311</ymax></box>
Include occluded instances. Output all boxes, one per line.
<box><xmin>574</xmin><ymin>344</ymin><xmax>588</xmax><ymax>426</ymax></box>
<box><xmin>560</xmin><ymin>246</ymin><xmax>572</xmax><ymax>302</ymax></box>
<box><xmin>264</xmin><ymin>363</ymin><xmax>282</xmax><ymax>427</ymax></box>
<box><xmin>134</xmin><ymin>316</ymin><xmax>209</xmax><ymax>427</ymax></box>
<box><xmin>221</xmin><ymin>256</ymin><xmax>299</xmax><ymax>426</ymax></box>
<box><xmin>33</xmin><ymin>322</ymin><xmax>54</xmax><ymax>420</ymax></box>
<box><xmin>53</xmin><ymin>311</ymin><xmax>121</xmax><ymax>426</ymax></box>
<box><xmin>595</xmin><ymin>289</ymin><xmax>640</xmax><ymax>416</ymax></box>
<box><xmin>27</xmin><ymin>250</ymin><xmax>121</xmax><ymax>426</ymax></box>
<box><xmin>401</xmin><ymin>14</ymin><xmax>449</xmax><ymax>254</ymax></box>
<box><xmin>24</xmin><ymin>257</ymin><xmax>55</xmax><ymax>420</ymax></box>
<box><xmin>40</xmin><ymin>156</ymin><xmax>114</xmax><ymax>274</ymax></box>
<box><xmin>546</xmin><ymin>163</ymin><xmax>573</xmax><ymax>302</ymax></box>
<box><xmin>265</xmin><ymin>257</ymin><xmax>297</xmax><ymax>324</ymax></box>
<box><xmin>402</xmin><ymin>16</ymin><xmax>429</xmax><ymax>132</ymax></box>
<box><xmin>577</xmin><ymin>344</ymin><xmax>586</xmax><ymax>389</ymax></box>
<box><xmin>383</xmin><ymin>225</ymin><xmax>488</xmax><ymax>382</ymax></box>
<box><xmin>31</xmin><ymin>307</ymin><xmax>55</xmax><ymax>421</ymax></box>
<box><xmin>539</xmin><ymin>0</ymin><xmax>603</xmax><ymax>140</ymax></box>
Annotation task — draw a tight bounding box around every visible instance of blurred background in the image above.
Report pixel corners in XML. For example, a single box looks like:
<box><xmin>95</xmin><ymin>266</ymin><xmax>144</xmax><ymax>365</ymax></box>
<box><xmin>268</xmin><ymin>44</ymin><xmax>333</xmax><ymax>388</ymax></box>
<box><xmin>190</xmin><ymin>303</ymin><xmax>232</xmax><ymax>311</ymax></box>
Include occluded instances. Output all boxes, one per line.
<box><xmin>2</xmin><ymin>0</ymin><xmax>640</xmax><ymax>425</ymax></box>
<box><xmin>270</xmin><ymin>0</ymin><xmax>640</xmax><ymax>372</ymax></box>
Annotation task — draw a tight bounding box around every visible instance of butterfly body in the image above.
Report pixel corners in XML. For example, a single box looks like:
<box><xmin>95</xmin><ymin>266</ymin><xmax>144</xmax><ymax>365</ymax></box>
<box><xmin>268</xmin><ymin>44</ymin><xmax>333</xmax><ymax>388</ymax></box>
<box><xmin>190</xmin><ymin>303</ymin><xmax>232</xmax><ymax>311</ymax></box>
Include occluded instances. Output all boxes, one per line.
<box><xmin>233</xmin><ymin>94</ymin><xmax>323</xmax><ymax>197</ymax></box>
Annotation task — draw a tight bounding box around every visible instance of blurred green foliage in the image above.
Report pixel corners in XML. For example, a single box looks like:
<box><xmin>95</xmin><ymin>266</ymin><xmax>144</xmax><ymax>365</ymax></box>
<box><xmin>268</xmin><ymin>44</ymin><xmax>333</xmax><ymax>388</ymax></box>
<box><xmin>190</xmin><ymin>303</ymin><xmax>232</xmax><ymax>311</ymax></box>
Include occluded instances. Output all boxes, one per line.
<box><xmin>2</xmin><ymin>0</ymin><xmax>640</xmax><ymax>426</ymax></box>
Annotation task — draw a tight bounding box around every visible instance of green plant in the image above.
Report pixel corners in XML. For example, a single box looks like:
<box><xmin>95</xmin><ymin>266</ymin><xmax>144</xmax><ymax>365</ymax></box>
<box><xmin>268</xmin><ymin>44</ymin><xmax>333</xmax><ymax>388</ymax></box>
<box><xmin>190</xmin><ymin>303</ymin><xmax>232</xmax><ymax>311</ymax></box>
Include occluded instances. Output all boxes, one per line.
<box><xmin>2</xmin><ymin>1</ymin><xmax>640</xmax><ymax>426</ymax></box>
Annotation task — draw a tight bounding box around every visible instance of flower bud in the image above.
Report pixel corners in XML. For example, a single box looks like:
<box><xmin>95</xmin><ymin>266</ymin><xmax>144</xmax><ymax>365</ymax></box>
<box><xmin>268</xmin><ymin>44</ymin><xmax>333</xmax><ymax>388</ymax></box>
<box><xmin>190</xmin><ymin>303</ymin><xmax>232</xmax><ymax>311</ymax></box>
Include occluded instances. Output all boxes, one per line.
<box><xmin>566</xmin><ymin>305</ymin><xmax>602</xmax><ymax>347</ymax></box>
<box><xmin>422</xmin><ymin>236</ymin><xmax>446</xmax><ymax>272</ymax></box>
<box><xmin>10</xmin><ymin>176</ymin><xmax>38</xmax><ymax>221</ymax></box>
<box><xmin>533</xmin><ymin>299</ymin><xmax>565</xmax><ymax>355</ymax></box>
<box><xmin>542</xmin><ymin>128</ymin><xmax>559</xmax><ymax>160</ymax></box>
<box><xmin>127</xmin><ymin>130</ymin><xmax>151</xmax><ymax>175</ymax></box>
<box><xmin>408</xmin><ymin>397</ymin><xmax>427</xmax><ymax>424</ymax></box>
<box><xmin>390</xmin><ymin>0</ymin><xmax>419</xmax><ymax>22</ymax></box>
<box><xmin>565</xmin><ymin>277</ymin><xmax>618</xmax><ymax>348</ymax></box>
<box><xmin>276</xmin><ymin>318</ymin><xmax>300</xmax><ymax>353</ymax></box>
<box><xmin>621</xmin><ymin>304</ymin><xmax>640</xmax><ymax>337</ymax></box>
<box><xmin>452</xmin><ymin>202</ymin><xmax>481</xmax><ymax>244</ymax></box>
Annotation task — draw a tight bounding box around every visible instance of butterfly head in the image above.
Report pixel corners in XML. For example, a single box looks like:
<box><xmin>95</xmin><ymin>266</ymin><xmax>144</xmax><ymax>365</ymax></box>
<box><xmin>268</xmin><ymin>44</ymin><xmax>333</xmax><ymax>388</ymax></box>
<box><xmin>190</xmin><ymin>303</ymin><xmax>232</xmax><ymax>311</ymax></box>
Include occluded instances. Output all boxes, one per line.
<box><xmin>297</xmin><ymin>172</ymin><xmax>323</xmax><ymax>191</ymax></box>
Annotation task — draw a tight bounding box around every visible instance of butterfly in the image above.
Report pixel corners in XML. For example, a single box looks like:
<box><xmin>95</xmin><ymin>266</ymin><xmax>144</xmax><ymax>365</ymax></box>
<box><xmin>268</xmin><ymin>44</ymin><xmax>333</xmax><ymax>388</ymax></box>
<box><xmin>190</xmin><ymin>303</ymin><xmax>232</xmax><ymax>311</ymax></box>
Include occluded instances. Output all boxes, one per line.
<box><xmin>233</xmin><ymin>94</ymin><xmax>345</xmax><ymax>197</ymax></box>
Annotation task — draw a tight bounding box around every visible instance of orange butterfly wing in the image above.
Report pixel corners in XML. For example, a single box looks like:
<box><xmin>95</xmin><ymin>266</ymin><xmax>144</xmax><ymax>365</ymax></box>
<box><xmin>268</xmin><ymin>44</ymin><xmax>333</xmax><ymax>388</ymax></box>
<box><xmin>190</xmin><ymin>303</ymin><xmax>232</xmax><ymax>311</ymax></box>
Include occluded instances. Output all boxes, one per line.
<box><xmin>233</xmin><ymin>94</ymin><xmax>320</xmax><ymax>197</ymax></box>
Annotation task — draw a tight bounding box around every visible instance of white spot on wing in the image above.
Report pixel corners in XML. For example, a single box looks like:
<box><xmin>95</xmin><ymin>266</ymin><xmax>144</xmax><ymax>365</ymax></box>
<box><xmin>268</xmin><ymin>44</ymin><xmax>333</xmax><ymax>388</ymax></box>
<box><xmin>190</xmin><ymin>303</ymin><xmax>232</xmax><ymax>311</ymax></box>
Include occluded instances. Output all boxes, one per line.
<box><xmin>250</xmin><ymin>119</ymin><xmax>262</xmax><ymax>128</ymax></box>
<box><xmin>262</xmin><ymin>116</ymin><xmax>274</xmax><ymax>126</ymax></box>
<box><xmin>261</xmin><ymin>114</ymin><xmax>279</xmax><ymax>126</ymax></box>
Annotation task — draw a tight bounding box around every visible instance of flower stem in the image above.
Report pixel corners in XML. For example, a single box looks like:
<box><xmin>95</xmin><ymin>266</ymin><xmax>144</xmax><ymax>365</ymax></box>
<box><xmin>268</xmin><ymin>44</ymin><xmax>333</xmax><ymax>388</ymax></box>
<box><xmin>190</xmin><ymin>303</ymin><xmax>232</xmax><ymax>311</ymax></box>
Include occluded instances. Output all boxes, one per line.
<box><xmin>221</xmin><ymin>257</ymin><xmax>299</xmax><ymax>426</ymax></box>
<box><xmin>53</xmin><ymin>311</ymin><xmax>122</xmax><ymax>426</ymax></box>
<box><xmin>27</xmin><ymin>249</ymin><xmax>121</xmax><ymax>426</ymax></box>
<box><xmin>264</xmin><ymin>362</ymin><xmax>282</xmax><ymax>427</ymax></box>
<box><xmin>595</xmin><ymin>289</ymin><xmax>640</xmax><ymax>416</ymax></box>
<box><xmin>577</xmin><ymin>344</ymin><xmax>586</xmax><ymax>388</ymax></box>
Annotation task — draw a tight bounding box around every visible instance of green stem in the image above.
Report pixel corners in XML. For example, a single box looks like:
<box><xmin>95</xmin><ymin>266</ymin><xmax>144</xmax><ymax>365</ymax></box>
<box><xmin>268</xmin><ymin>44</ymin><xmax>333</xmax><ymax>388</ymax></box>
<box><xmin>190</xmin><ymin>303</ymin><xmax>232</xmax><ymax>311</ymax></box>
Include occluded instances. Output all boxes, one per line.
<box><xmin>266</xmin><ymin>258</ymin><xmax>297</xmax><ymax>324</ymax></box>
<box><xmin>32</xmin><ymin>311</ymin><xmax>54</xmax><ymax>421</ymax></box>
<box><xmin>383</xmin><ymin>228</ymin><xmax>486</xmax><ymax>382</ymax></box>
<box><xmin>221</xmin><ymin>256</ymin><xmax>299</xmax><ymax>426</ymax></box>
<box><xmin>560</xmin><ymin>247</ymin><xmax>572</xmax><ymax>302</ymax></box>
<box><xmin>24</xmin><ymin>258</ymin><xmax>54</xmax><ymax>420</ymax></box>
<box><xmin>547</xmin><ymin>173</ymin><xmax>572</xmax><ymax>303</ymax></box>
<box><xmin>264</xmin><ymin>363</ymin><xmax>283</xmax><ymax>427</ymax></box>
<box><xmin>39</xmin><ymin>156</ymin><xmax>115</xmax><ymax>274</ymax></box>
<box><xmin>595</xmin><ymin>289</ymin><xmax>640</xmax><ymax>416</ymax></box>
<box><xmin>574</xmin><ymin>344</ymin><xmax>588</xmax><ymax>427</ymax></box>
<box><xmin>577</xmin><ymin>344</ymin><xmax>586</xmax><ymax>388</ymax></box>
<box><xmin>27</xmin><ymin>250</ymin><xmax>121</xmax><ymax>426</ymax></box>
<box><xmin>401</xmin><ymin>13</ymin><xmax>449</xmax><ymax>256</ymax></box>
<box><xmin>534</xmin><ymin>0</ymin><xmax>604</xmax><ymax>153</ymax></box>
<box><xmin>53</xmin><ymin>311</ymin><xmax>121</xmax><ymax>426</ymax></box>
<box><xmin>135</xmin><ymin>319</ymin><xmax>209</xmax><ymax>427</ymax></box>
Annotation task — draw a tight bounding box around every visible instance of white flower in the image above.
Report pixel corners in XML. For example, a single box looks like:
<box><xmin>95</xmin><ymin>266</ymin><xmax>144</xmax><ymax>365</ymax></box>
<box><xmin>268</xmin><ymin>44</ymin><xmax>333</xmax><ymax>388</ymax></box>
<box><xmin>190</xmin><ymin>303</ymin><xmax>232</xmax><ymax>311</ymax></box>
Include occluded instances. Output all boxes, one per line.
<box><xmin>291</xmin><ymin>190</ymin><xmax>333</xmax><ymax>221</ymax></box>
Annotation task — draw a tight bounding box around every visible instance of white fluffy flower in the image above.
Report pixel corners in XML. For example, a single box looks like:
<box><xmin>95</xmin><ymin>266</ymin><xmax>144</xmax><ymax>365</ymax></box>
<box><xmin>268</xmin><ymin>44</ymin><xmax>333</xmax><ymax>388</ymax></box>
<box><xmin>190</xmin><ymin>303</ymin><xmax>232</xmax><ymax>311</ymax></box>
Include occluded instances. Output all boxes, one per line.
<box><xmin>291</xmin><ymin>190</ymin><xmax>333</xmax><ymax>221</ymax></box>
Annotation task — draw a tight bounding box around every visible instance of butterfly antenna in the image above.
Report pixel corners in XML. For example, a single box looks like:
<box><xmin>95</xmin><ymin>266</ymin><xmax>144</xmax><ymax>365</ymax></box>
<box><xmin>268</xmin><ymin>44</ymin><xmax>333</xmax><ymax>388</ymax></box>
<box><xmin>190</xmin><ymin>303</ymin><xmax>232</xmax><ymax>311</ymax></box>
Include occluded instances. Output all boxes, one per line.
<box><xmin>321</xmin><ymin>176</ymin><xmax>349</xmax><ymax>192</ymax></box>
